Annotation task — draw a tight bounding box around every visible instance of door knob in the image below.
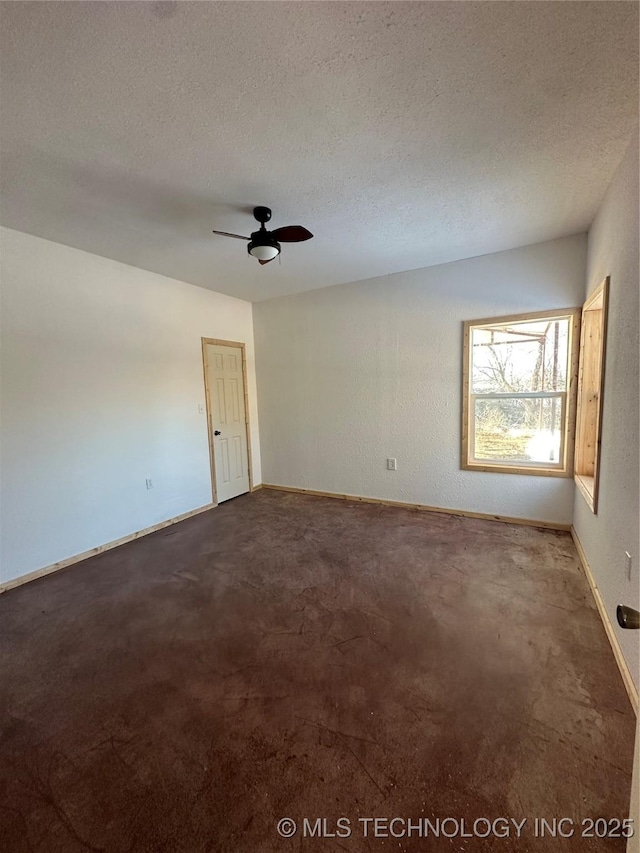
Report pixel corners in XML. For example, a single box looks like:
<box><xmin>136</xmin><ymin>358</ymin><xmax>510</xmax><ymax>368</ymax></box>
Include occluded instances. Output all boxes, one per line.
<box><xmin>617</xmin><ymin>605</ymin><xmax>640</xmax><ymax>629</ymax></box>
<box><xmin>214</xmin><ymin>430</ymin><xmax>221</xmax><ymax>436</ymax></box>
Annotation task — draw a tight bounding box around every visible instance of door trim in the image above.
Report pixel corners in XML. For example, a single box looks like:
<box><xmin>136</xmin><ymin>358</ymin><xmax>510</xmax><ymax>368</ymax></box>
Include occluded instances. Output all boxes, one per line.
<box><xmin>201</xmin><ymin>338</ymin><xmax>254</xmax><ymax>505</ymax></box>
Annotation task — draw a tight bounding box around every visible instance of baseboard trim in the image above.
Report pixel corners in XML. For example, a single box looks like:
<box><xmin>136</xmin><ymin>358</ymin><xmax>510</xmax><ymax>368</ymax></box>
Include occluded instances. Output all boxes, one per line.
<box><xmin>0</xmin><ymin>502</ymin><xmax>216</xmax><ymax>595</ymax></box>
<box><xmin>571</xmin><ymin>527</ymin><xmax>638</xmax><ymax>715</ymax></box>
<box><xmin>261</xmin><ymin>484</ymin><xmax>571</xmax><ymax>531</ymax></box>
<box><xmin>251</xmin><ymin>483</ymin><xmax>263</xmax><ymax>492</ymax></box>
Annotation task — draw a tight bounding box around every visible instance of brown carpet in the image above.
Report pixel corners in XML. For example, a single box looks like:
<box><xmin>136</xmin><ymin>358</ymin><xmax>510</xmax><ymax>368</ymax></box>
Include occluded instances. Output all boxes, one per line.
<box><xmin>0</xmin><ymin>489</ymin><xmax>635</xmax><ymax>852</ymax></box>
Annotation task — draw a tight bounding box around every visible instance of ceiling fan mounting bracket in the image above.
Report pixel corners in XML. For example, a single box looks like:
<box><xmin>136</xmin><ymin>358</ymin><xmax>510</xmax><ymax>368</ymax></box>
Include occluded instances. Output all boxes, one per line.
<box><xmin>253</xmin><ymin>206</ymin><xmax>272</xmax><ymax>226</ymax></box>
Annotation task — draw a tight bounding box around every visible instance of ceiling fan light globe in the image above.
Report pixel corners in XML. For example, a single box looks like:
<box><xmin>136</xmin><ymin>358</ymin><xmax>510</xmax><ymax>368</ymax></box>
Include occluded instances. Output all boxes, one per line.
<box><xmin>248</xmin><ymin>242</ymin><xmax>280</xmax><ymax>262</ymax></box>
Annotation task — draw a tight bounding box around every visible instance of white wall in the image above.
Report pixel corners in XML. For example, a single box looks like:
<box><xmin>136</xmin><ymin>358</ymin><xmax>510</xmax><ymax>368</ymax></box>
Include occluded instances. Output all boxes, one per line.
<box><xmin>573</xmin><ymin>135</ymin><xmax>639</xmax><ymax>692</ymax></box>
<box><xmin>0</xmin><ymin>227</ymin><xmax>261</xmax><ymax>585</ymax></box>
<box><xmin>255</xmin><ymin>234</ymin><xmax>586</xmax><ymax>525</ymax></box>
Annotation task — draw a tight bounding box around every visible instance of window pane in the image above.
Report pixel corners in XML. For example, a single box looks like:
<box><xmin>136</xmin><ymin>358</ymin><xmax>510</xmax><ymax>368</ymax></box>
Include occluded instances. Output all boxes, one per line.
<box><xmin>473</xmin><ymin>397</ymin><xmax>563</xmax><ymax>464</ymax></box>
<box><xmin>471</xmin><ymin>317</ymin><xmax>570</xmax><ymax>394</ymax></box>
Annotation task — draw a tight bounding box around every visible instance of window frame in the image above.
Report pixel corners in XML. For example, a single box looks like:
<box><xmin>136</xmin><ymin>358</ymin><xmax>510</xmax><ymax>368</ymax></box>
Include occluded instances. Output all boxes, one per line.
<box><xmin>574</xmin><ymin>277</ymin><xmax>609</xmax><ymax>513</ymax></box>
<box><xmin>462</xmin><ymin>307</ymin><xmax>582</xmax><ymax>477</ymax></box>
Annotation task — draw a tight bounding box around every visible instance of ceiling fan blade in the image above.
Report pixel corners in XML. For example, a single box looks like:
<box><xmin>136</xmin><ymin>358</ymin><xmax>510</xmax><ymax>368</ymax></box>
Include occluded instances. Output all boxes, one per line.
<box><xmin>270</xmin><ymin>225</ymin><xmax>313</xmax><ymax>242</ymax></box>
<box><xmin>212</xmin><ymin>230</ymin><xmax>250</xmax><ymax>240</ymax></box>
<box><xmin>258</xmin><ymin>257</ymin><xmax>277</xmax><ymax>265</ymax></box>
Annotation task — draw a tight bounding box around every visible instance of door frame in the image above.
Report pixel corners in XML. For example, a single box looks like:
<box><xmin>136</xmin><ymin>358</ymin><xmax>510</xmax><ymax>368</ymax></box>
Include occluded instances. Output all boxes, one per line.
<box><xmin>201</xmin><ymin>337</ymin><xmax>254</xmax><ymax>505</ymax></box>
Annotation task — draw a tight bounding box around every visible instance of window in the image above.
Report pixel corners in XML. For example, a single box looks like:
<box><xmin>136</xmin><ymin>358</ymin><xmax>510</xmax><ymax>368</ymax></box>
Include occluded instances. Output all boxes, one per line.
<box><xmin>462</xmin><ymin>308</ymin><xmax>581</xmax><ymax>476</ymax></box>
<box><xmin>574</xmin><ymin>277</ymin><xmax>609</xmax><ymax>512</ymax></box>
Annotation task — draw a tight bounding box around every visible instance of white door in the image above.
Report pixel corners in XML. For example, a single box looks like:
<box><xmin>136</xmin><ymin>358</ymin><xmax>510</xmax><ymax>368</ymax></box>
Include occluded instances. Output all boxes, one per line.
<box><xmin>205</xmin><ymin>342</ymin><xmax>250</xmax><ymax>503</ymax></box>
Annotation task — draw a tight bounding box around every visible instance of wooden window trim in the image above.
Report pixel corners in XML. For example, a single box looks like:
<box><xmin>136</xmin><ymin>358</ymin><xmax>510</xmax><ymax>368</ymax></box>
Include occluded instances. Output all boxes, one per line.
<box><xmin>462</xmin><ymin>308</ymin><xmax>582</xmax><ymax>477</ymax></box>
<box><xmin>574</xmin><ymin>277</ymin><xmax>609</xmax><ymax>513</ymax></box>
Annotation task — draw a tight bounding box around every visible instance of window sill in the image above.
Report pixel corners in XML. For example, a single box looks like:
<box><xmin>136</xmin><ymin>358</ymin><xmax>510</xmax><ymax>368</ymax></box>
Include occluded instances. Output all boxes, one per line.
<box><xmin>575</xmin><ymin>473</ymin><xmax>597</xmax><ymax>512</ymax></box>
<box><xmin>462</xmin><ymin>461</ymin><xmax>571</xmax><ymax>478</ymax></box>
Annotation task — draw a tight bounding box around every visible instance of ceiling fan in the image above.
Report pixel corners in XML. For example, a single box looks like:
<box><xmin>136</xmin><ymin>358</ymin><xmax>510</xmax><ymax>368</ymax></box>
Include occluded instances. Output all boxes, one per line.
<box><xmin>212</xmin><ymin>206</ymin><xmax>313</xmax><ymax>265</ymax></box>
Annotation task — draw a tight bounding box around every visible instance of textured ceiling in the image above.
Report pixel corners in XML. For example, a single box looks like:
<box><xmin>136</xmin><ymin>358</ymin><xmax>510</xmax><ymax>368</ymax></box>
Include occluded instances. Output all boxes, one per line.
<box><xmin>1</xmin><ymin>2</ymin><xmax>638</xmax><ymax>302</ymax></box>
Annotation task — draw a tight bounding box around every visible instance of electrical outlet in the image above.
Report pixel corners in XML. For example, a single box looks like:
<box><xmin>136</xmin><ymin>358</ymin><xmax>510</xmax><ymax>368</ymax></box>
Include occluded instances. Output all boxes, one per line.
<box><xmin>387</xmin><ymin>458</ymin><xmax>397</xmax><ymax>471</ymax></box>
<box><xmin>145</xmin><ymin>478</ymin><xmax>153</xmax><ymax>490</ymax></box>
<box><xmin>625</xmin><ymin>551</ymin><xmax>632</xmax><ymax>581</ymax></box>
